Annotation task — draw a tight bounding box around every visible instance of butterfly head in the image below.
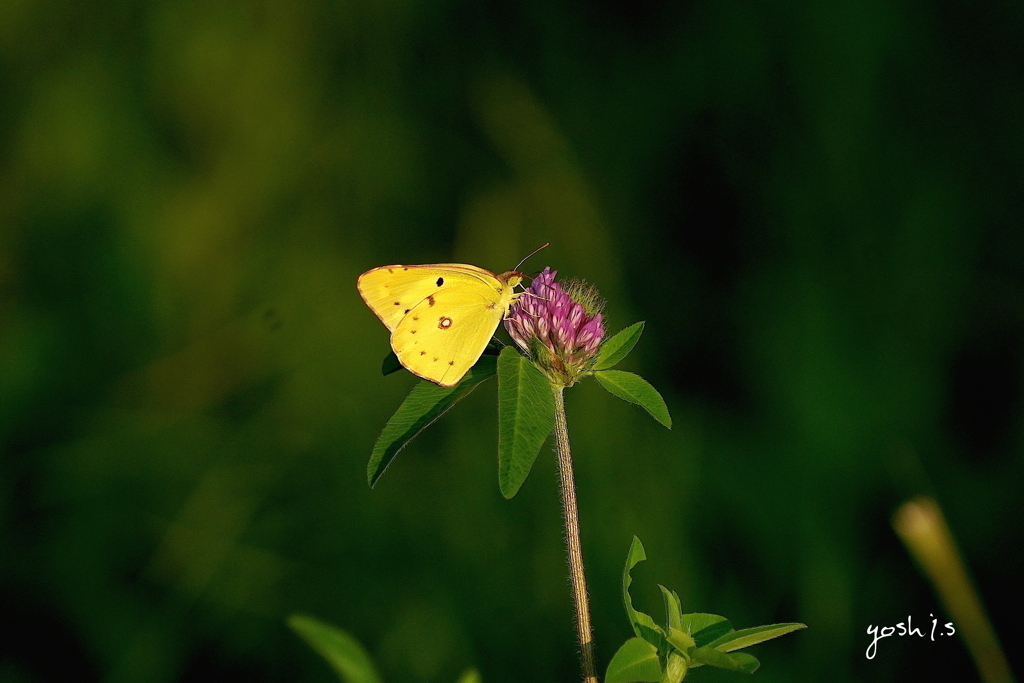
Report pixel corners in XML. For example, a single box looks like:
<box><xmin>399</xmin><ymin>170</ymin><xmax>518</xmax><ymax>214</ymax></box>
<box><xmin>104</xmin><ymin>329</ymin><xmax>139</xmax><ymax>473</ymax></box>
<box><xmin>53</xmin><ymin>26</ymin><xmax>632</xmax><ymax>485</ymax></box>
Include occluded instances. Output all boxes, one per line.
<box><xmin>501</xmin><ymin>271</ymin><xmax>524</xmax><ymax>288</ymax></box>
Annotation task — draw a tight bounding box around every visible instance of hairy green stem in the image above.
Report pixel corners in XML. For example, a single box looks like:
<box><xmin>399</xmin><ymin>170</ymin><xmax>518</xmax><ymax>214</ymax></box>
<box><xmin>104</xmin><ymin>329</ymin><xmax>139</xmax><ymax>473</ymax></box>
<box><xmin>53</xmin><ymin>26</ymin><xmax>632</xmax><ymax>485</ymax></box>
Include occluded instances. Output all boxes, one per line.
<box><xmin>553</xmin><ymin>385</ymin><xmax>598</xmax><ymax>683</ymax></box>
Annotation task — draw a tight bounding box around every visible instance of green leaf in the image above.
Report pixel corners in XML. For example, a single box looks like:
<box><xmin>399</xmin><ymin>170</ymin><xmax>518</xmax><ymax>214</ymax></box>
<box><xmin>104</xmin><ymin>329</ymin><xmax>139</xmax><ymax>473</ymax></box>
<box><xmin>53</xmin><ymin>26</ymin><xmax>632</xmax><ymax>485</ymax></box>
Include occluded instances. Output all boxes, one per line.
<box><xmin>454</xmin><ymin>668</ymin><xmax>482</xmax><ymax>683</ymax></box>
<box><xmin>287</xmin><ymin>614</ymin><xmax>384</xmax><ymax>683</ymax></box>
<box><xmin>484</xmin><ymin>337</ymin><xmax>505</xmax><ymax>355</ymax></box>
<box><xmin>708</xmin><ymin>623</ymin><xmax>807</xmax><ymax>653</ymax></box>
<box><xmin>368</xmin><ymin>354</ymin><xmax>497</xmax><ymax>487</ymax></box>
<box><xmin>381</xmin><ymin>351</ymin><xmax>403</xmax><ymax>377</ymax></box>
<box><xmin>594</xmin><ymin>370</ymin><xmax>672</xmax><ymax>428</ymax></box>
<box><xmin>622</xmin><ymin>537</ymin><xmax>665</xmax><ymax>648</ymax></box>
<box><xmin>666</xmin><ymin>627</ymin><xmax>696</xmax><ymax>655</ymax></box>
<box><xmin>659</xmin><ymin>585</ymin><xmax>683</xmax><ymax>633</ymax></box>
<box><xmin>605</xmin><ymin>638</ymin><xmax>662</xmax><ymax>683</ymax></box>
<box><xmin>726</xmin><ymin>652</ymin><xmax>760</xmax><ymax>673</ymax></box>
<box><xmin>661</xmin><ymin>653</ymin><xmax>688</xmax><ymax>683</ymax></box>
<box><xmin>657</xmin><ymin>587</ymin><xmax>696</xmax><ymax>654</ymax></box>
<box><xmin>690</xmin><ymin>646</ymin><xmax>759</xmax><ymax>674</ymax></box>
<box><xmin>680</xmin><ymin>613</ymin><xmax>734</xmax><ymax>648</ymax></box>
<box><xmin>497</xmin><ymin>347</ymin><xmax>555</xmax><ymax>498</ymax></box>
<box><xmin>594</xmin><ymin>321</ymin><xmax>645</xmax><ymax>370</ymax></box>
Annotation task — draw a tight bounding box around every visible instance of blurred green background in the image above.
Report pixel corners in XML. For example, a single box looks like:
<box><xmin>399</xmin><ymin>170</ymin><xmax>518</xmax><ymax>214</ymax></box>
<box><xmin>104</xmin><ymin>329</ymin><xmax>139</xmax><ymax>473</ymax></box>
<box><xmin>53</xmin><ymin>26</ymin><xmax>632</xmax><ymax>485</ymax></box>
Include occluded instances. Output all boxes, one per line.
<box><xmin>2</xmin><ymin>0</ymin><xmax>1021</xmax><ymax>681</ymax></box>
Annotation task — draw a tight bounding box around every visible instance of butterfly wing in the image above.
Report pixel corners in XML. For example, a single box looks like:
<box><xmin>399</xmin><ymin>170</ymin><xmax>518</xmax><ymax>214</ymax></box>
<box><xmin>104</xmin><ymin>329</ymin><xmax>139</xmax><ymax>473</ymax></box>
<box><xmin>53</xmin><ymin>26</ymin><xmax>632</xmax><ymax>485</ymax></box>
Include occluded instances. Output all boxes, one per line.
<box><xmin>358</xmin><ymin>264</ymin><xmax>517</xmax><ymax>387</ymax></box>
<box><xmin>358</xmin><ymin>264</ymin><xmax>501</xmax><ymax>331</ymax></box>
<box><xmin>392</xmin><ymin>282</ymin><xmax>509</xmax><ymax>387</ymax></box>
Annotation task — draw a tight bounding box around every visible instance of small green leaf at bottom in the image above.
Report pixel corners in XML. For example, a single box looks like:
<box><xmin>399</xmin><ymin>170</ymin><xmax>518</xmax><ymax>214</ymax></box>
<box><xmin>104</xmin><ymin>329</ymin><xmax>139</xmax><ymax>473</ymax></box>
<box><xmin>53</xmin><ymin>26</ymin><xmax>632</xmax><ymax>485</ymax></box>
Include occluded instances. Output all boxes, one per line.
<box><xmin>708</xmin><ymin>623</ymin><xmax>808</xmax><ymax>653</ymax></box>
<box><xmin>690</xmin><ymin>646</ymin><xmax>760</xmax><ymax>673</ymax></box>
<box><xmin>594</xmin><ymin>370</ymin><xmax>671</xmax><ymax>428</ymax></box>
<box><xmin>605</xmin><ymin>637</ymin><xmax>662</xmax><ymax>683</ymax></box>
<box><xmin>659</xmin><ymin>585</ymin><xmax>684</xmax><ymax>633</ymax></box>
<box><xmin>287</xmin><ymin>614</ymin><xmax>384</xmax><ymax>683</ymax></box>
<box><xmin>622</xmin><ymin>537</ymin><xmax>665</xmax><ymax>647</ymax></box>
<box><xmin>680</xmin><ymin>613</ymin><xmax>734</xmax><ymax>648</ymax></box>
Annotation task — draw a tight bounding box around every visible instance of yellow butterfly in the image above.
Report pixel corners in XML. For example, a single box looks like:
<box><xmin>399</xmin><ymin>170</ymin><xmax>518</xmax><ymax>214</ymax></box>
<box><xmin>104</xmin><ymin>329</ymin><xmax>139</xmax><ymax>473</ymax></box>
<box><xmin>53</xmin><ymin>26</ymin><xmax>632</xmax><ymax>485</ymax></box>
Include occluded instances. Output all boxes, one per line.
<box><xmin>358</xmin><ymin>262</ymin><xmax>525</xmax><ymax>387</ymax></box>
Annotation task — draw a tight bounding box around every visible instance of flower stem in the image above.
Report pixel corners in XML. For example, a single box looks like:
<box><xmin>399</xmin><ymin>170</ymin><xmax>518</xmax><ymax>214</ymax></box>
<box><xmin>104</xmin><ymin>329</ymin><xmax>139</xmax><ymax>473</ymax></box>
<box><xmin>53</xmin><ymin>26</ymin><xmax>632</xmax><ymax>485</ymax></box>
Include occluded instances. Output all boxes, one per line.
<box><xmin>552</xmin><ymin>385</ymin><xmax>598</xmax><ymax>683</ymax></box>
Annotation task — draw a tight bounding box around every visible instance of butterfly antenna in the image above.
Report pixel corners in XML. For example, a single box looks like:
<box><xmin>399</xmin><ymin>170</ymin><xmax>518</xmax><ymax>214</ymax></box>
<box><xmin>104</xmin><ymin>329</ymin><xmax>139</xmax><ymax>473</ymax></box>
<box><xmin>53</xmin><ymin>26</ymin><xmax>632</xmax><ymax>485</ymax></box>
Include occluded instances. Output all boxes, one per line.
<box><xmin>514</xmin><ymin>242</ymin><xmax>549</xmax><ymax>272</ymax></box>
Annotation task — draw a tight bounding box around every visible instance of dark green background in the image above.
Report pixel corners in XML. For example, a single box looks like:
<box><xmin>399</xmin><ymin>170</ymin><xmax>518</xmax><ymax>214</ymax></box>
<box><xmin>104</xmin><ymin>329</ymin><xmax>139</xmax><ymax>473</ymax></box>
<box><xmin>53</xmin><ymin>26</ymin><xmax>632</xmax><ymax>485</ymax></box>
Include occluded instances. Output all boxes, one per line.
<box><xmin>2</xmin><ymin>1</ymin><xmax>1021</xmax><ymax>681</ymax></box>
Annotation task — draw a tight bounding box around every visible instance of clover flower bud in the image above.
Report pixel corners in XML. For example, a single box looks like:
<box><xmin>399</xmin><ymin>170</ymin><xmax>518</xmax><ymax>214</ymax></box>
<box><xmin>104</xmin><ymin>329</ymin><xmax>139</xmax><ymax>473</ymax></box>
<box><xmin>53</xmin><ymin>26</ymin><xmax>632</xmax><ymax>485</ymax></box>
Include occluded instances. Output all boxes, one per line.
<box><xmin>505</xmin><ymin>267</ymin><xmax>605</xmax><ymax>386</ymax></box>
